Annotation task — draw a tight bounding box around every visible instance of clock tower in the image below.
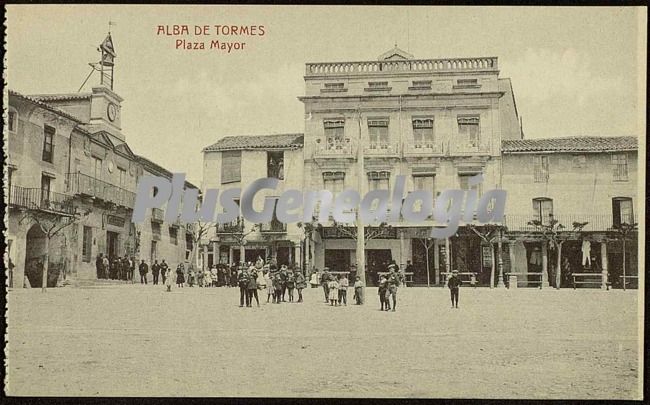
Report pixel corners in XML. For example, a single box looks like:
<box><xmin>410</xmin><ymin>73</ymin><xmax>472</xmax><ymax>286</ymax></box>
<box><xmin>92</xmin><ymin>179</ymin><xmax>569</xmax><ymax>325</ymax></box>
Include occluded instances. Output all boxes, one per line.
<box><xmin>87</xmin><ymin>32</ymin><xmax>126</xmax><ymax>141</ymax></box>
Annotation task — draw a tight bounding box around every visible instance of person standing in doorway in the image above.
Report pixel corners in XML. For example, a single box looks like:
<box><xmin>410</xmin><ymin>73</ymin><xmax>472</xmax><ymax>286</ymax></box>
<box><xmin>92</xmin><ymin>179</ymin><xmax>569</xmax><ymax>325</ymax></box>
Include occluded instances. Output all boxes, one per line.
<box><xmin>139</xmin><ymin>259</ymin><xmax>149</xmax><ymax>284</ymax></box>
<box><xmin>448</xmin><ymin>269</ymin><xmax>462</xmax><ymax>308</ymax></box>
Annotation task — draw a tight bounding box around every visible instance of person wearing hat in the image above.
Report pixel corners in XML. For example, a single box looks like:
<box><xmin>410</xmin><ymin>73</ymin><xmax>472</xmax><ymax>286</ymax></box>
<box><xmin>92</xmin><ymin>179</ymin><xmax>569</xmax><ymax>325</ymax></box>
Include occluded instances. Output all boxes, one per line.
<box><xmin>321</xmin><ymin>267</ymin><xmax>331</xmax><ymax>303</ymax></box>
<box><xmin>448</xmin><ymin>269</ymin><xmax>462</xmax><ymax>308</ymax></box>
<box><xmin>378</xmin><ymin>274</ymin><xmax>390</xmax><ymax>311</ymax></box>
<box><xmin>247</xmin><ymin>265</ymin><xmax>260</xmax><ymax>307</ymax></box>
<box><xmin>279</xmin><ymin>265</ymin><xmax>289</xmax><ymax>302</ymax></box>
<box><xmin>272</xmin><ymin>269</ymin><xmax>284</xmax><ymax>304</ymax></box>
<box><xmin>285</xmin><ymin>267</ymin><xmax>296</xmax><ymax>302</ymax></box>
<box><xmin>237</xmin><ymin>266</ymin><xmax>250</xmax><ymax>307</ymax></box>
<box><xmin>295</xmin><ymin>268</ymin><xmax>307</xmax><ymax>303</ymax></box>
<box><xmin>386</xmin><ymin>264</ymin><xmax>401</xmax><ymax>311</ymax></box>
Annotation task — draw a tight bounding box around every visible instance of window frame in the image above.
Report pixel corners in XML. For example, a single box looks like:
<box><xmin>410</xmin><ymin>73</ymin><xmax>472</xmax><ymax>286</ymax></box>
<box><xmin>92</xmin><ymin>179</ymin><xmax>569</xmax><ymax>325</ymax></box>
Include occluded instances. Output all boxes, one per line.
<box><xmin>42</xmin><ymin>125</ymin><xmax>55</xmax><ymax>163</ymax></box>
<box><xmin>457</xmin><ymin>116</ymin><xmax>480</xmax><ymax>148</ymax></box>
<box><xmin>533</xmin><ymin>155</ymin><xmax>550</xmax><ymax>183</ymax></box>
<box><xmin>367</xmin><ymin>119</ymin><xmax>389</xmax><ymax>148</ymax></box>
<box><xmin>612</xmin><ymin>153</ymin><xmax>629</xmax><ymax>182</ymax></box>
<box><xmin>612</xmin><ymin>197</ymin><xmax>634</xmax><ymax>227</ymax></box>
<box><xmin>8</xmin><ymin>110</ymin><xmax>17</xmax><ymax>132</ymax></box>
<box><xmin>221</xmin><ymin>150</ymin><xmax>242</xmax><ymax>184</ymax></box>
<box><xmin>532</xmin><ymin>197</ymin><xmax>554</xmax><ymax>225</ymax></box>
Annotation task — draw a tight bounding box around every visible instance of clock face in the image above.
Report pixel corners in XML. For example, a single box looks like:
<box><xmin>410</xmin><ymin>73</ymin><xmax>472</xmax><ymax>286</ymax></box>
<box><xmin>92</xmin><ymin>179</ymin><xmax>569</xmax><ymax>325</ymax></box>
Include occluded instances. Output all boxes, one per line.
<box><xmin>107</xmin><ymin>103</ymin><xmax>118</xmax><ymax>122</ymax></box>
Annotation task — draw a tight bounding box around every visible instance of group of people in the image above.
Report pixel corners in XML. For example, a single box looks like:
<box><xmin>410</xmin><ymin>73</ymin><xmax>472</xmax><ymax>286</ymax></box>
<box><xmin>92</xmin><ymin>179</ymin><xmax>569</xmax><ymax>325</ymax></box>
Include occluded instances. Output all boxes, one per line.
<box><xmin>95</xmin><ymin>253</ymin><xmax>136</xmax><ymax>281</ymax></box>
<box><xmin>236</xmin><ymin>259</ymin><xmax>308</xmax><ymax>307</ymax></box>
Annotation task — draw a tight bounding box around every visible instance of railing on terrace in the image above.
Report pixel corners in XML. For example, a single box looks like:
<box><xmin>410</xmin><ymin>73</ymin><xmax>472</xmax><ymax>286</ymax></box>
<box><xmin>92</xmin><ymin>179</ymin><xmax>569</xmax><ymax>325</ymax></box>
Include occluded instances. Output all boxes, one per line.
<box><xmin>8</xmin><ymin>185</ymin><xmax>76</xmax><ymax>215</ymax></box>
<box><xmin>216</xmin><ymin>217</ymin><xmax>244</xmax><ymax>234</ymax></box>
<box><xmin>260</xmin><ymin>219</ymin><xmax>287</xmax><ymax>233</ymax></box>
<box><xmin>66</xmin><ymin>172</ymin><xmax>136</xmax><ymax>208</ymax></box>
<box><xmin>313</xmin><ymin>138</ymin><xmax>354</xmax><ymax>158</ymax></box>
<box><xmin>364</xmin><ymin>142</ymin><xmax>399</xmax><ymax>156</ymax></box>
<box><xmin>306</xmin><ymin>57</ymin><xmax>498</xmax><ymax>76</ymax></box>
<box><xmin>501</xmin><ymin>214</ymin><xmax>638</xmax><ymax>232</ymax></box>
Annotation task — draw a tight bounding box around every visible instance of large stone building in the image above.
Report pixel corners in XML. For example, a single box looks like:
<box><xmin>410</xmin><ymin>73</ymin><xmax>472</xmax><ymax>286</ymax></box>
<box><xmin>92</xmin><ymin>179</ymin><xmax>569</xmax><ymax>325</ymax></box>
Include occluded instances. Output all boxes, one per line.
<box><xmin>5</xmin><ymin>33</ymin><xmax>197</xmax><ymax>288</ymax></box>
<box><xmin>200</xmin><ymin>47</ymin><xmax>638</xmax><ymax>288</ymax></box>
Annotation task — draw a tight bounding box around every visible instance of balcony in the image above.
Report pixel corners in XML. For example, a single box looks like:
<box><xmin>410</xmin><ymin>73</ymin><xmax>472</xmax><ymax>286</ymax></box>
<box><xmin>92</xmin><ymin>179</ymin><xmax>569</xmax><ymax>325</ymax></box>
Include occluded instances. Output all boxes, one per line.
<box><xmin>305</xmin><ymin>57</ymin><xmax>498</xmax><ymax>77</ymax></box>
<box><xmin>501</xmin><ymin>214</ymin><xmax>639</xmax><ymax>233</ymax></box>
<box><xmin>313</xmin><ymin>138</ymin><xmax>354</xmax><ymax>159</ymax></box>
<box><xmin>260</xmin><ymin>219</ymin><xmax>287</xmax><ymax>234</ymax></box>
<box><xmin>404</xmin><ymin>141</ymin><xmax>444</xmax><ymax>157</ymax></box>
<box><xmin>449</xmin><ymin>142</ymin><xmax>491</xmax><ymax>156</ymax></box>
<box><xmin>8</xmin><ymin>185</ymin><xmax>76</xmax><ymax>215</ymax></box>
<box><xmin>364</xmin><ymin>142</ymin><xmax>399</xmax><ymax>157</ymax></box>
<box><xmin>66</xmin><ymin>172</ymin><xmax>136</xmax><ymax>208</ymax></box>
<box><xmin>151</xmin><ymin>208</ymin><xmax>164</xmax><ymax>223</ymax></box>
<box><xmin>216</xmin><ymin>217</ymin><xmax>244</xmax><ymax>234</ymax></box>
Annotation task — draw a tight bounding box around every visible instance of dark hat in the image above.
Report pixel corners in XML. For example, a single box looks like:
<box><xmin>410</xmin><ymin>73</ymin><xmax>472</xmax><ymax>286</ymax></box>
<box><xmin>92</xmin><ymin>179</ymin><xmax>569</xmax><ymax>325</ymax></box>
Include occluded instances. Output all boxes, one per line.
<box><xmin>451</xmin><ymin>269</ymin><xmax>459</xmax><ymax>274</ymax></box>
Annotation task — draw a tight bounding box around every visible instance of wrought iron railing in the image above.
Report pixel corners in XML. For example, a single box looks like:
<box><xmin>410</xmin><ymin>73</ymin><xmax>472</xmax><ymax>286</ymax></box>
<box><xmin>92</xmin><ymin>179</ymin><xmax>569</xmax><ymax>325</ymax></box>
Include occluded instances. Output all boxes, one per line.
<box><xmin>501</xmin><ymin>214</ymin><xmax>638</xmax><ymax>232</ymax></box>
<box><xmin>313</xmin><ymin>138</ymin><xmax>354</xmax><ymax>158</ymax></box>
<box><xmin>8</xmin><ymin>185</ymin><xmax>76</xmax><ymax>215</ymax></box>
<box><xmin>66</xmin><ymin>172</ymin><xmax>136</xmax><ymax>208</ymax></box>
<box><xmin>216</xmin><ymin>217</ymin><xmax>244</xmax><ymax>233</ymax></box>
<box><xmin>260</xmin><ymin>218</ymin><xmax>287</xmax><ymax>233</ymax></box>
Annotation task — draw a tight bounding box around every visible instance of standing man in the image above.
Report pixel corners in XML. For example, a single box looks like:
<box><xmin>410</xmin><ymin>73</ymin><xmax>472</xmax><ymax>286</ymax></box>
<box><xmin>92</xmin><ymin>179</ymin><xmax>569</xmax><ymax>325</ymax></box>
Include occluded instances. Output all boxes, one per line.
<box><xmin>139</xmin><ymin>259</ymin><xmax>149</xmax><ymax>284</ymax></box>
<box><xmin>387</xmin><ymin>264</ymin><xmax>400</xmax><ymax>312</ymax></box>
<box><xmin>129</xmin><ymin>256</ymin><xmax>136</xmax><ymax>283</ymax></box>
<box><xmin>151</xmin><ymin>260</ymin><xmax>161</xmax><ymax>285</ymax></box>
<box><xmin>160</xmin><ymin>259</ymin><xmax>169</xmax><ymax>285</ymax></box>
<box><xmin>321</xmin><ymin>267</ymin><xmax>331</xmax><ymax>303</ymax></box>
<box><xmin>102</xmin><ymin>255</ymin><xmax>110</xmax><ymax>280</ymax></box>
<box><xmin>96</xmin><ymin>253</ymin><xmax>104</xmax><ymax>279</ymax></box>
<box><xmin>448</xmin><ymin>269</ymin><xmax>462</xmax><ymax>309</ymax></box>
<box><xmin>237</xmin><ymin>265</ymin><xmax>250</xmax><ymax>307</ymax></box>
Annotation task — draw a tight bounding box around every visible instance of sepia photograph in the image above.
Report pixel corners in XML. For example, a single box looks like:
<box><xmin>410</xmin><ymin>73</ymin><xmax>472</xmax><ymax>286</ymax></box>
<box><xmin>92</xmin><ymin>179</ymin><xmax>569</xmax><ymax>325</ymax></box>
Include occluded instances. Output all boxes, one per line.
<box><xmin>3</xmin><ymin>5</ymin><xmax>646</xmax><ymax>399</ymax></box>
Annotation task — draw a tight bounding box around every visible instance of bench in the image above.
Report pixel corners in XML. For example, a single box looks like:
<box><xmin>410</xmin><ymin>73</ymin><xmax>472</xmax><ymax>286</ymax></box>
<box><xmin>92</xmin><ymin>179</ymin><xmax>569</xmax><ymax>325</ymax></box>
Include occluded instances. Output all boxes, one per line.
<box><xmin>440</xmin><ymin>272</ymin><xmax>478</xmax><ymax>288</ymax></box>
<box><xmin>505</xmin><ymin>272</ymin><xmax>543</xmax><ymax>289</ymax></box>
<box><xmin>571</xmin><ymin>273</ymin><xmax>604</xmax><ymax>289</ymax></box>
<box><xmin>377</xmin><ymin>271</ymin><xmax>414</xmax><ymax>286</ymax></box>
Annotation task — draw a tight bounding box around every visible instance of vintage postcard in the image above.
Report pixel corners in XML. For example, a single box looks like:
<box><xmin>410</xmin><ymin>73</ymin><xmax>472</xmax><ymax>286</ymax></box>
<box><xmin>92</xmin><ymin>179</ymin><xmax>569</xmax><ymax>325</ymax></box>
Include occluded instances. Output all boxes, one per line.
<box><xmin>3</xmin><ymin>5</ymin><xmax>646</xmax><ymax>399</ymax></box>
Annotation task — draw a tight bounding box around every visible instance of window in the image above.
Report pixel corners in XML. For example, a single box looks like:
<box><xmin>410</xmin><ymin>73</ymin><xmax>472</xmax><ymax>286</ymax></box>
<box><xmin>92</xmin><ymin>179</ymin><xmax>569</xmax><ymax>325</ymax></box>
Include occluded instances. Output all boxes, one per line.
<box><xmin>612</xmin><ymin>154</ymin><xmax>628</xmax><ymax>181</ymax></box>
<box><xmin>324</xmin><ymin>120</ymin><xmax>345</xmax><ymax>150</ymax></box>
<box><xmin>412</xmin><ymin>174</ymin><xmax>435</xmax><ymax>213</ymax></box>
<box><xmin>368</xmin><ymin>119</ymin><xmax>389</xmax><ymax>148</ymax></box>
<box><xmin>367</xmin><ymin>81</ymin><xmax>389</xmax><ymax>89</ymax></box>
<box><xmin>458</xmin><ymin>173</ymin><xmax>482</xmax><ymax>198</ymax></box>
<box><xmin>221</xmin><ymin>150</ymin><xmax>242</xmax><ymax>184</ymax></box>
<box><xmin>151</xmin><ymin>222</ymin><xmax>161</xmax><ymax>240</ymax></box>
<box><xmin>322</xmin><ymin>83</ymin><xmax>346</xmax><ymax>92</ymax></box>
<box><xmin>457</xmin><ymin>116</ymin><xmax>479</xmax><ymax>147</ymax></box>
<box><xmin>410</xmin><ymin>80</ymin><xmax>432</xmax><ymax>90</ymax></box>
<box><xmin>572</xmin><ymin>154</ymin><xmax>586</xmax><ymax>168</ymax></box>
<box><xmin>533</xmin><ymin>155</ymin><xmax>549</xmax><ymax>183</ymax></box>
<box><xmin>42</xmin><ymin>125</ymin><xmax>55</xmax><ymax>162</ymax></box>
<box><xmin>169</xmin><ymin>227</ymin><xmax>178</xmax><ymax>245</ymax></box>
<box><xmin>612</xmin><ymin>197</ymin><xmax>634</xmax><ymax>227</ymax></box>
<box><xmin>8</xmin><ymin>111</ymin><xmax>17</xmax><ymax>132</ymax></box>
<box><xmin>267</xmin><ymin>151</ymin><xmax>284</xmax><ymax>179</ymax></box>
<box><xmin>457</xmin><ymin>79</ymin><xmax>478</xmax><ymax>85</ymax></box>
<box><xmin>118</xmin><ymin>167</ymin><xmax>127</xmax><ymax>188</ymax></box>
<box><xmin>323</xmin><ymin>171</ymin><xmax>345</xmax><ymax>194</ymax></box>
<box><xmin>412</xmin><ymin>118</ymin><xmax>434</xmax><ymax>147</ymax></box>
<box><xmin>185</xmin><ymin>233</ymin><xmax>193</xmax><ymax>260</ymax></box>
<box><xmin>93</xmin><ymin>157</ymin><xmax>102</xmax><ymax>179</ymax></box>
<box><xmin>40</xmin><ymin>175</ymin><xmax>52</xmax><ymax>206</ymax></box>
<box><xmin>368</xmin><ymin>171</ymin><xmax>390</xmax><ymax>190</ymax></box>
<box><xmin>82</xmin><ymin>226</ymin><xmax>93</xmax><ymax>262</ymax></box>
<box><xmin>532</xmin><ymin>198</ymin><xmax>554</xmax><ymax>225</ymax></box>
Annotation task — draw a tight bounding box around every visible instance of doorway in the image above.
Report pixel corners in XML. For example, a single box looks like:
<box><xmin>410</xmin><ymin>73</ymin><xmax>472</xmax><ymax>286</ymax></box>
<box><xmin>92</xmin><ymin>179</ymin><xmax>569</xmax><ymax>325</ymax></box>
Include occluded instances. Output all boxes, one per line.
<box><xmin>25</xmin><ymin>224</ymin><xmax>47</xmax><ymax>288</ymax></box>
<box><xmin>107</xmin><ymin>231</ymin><xmax>119</xmax><ymax>259</ymax></box>
<box><xmin>366</xmin><ymin>249</ymin><xmax>393</xmax><ymax>286</ymax></box>
<box><xmin>324</xmin><ymin>249</ymin><xmax>351</xmax><ymax>273</ymax></box>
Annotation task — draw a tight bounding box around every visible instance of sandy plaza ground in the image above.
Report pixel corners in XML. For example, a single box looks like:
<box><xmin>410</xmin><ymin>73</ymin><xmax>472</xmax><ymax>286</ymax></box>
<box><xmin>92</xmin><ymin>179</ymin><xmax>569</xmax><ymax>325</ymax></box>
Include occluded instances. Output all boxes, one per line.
<box><xmin>5</xmin><ymin>283</ymin><xmax>640</xmax><ymax>399</ymax></box>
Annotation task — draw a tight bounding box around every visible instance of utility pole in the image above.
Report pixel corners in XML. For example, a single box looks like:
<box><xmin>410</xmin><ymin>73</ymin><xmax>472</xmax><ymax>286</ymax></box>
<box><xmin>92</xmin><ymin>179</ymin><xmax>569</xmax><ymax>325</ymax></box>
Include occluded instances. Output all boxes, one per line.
<box><xmin>356</xmin><ymin>108</ymin><xmax>366</xmax><ymax>302</ymax></box>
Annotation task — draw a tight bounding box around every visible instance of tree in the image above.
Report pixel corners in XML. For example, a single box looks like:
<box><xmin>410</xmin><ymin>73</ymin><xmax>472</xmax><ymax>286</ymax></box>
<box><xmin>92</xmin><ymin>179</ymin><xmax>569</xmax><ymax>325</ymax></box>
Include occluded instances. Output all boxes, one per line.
<box><xmin>19</xmin><ymin>205</ymin><xmax>90</xmax><ymax>292</ymax></box>
<box><xmin>186</xmin><ymin>220</ymin><xmax>213</xmax><ymax>271</ymax></box>
<box><xmin>297</xmin><ymin>221</ymin><xmax>321</xmax><ymax>272</ymax></box>
<box><xmin>528</xmin><ymin>216</ymin><xmax>588</xmax><ymax>289</ymax></box>
<box><xmin>610</xmin><ymin>222</ymin><xmax>638</xmax><ymax>290</ymax></box>
<box><xmin>417</xmin><ymin>237</ymin><xmax>435</xmax><ymax>288</ymax></box>
<box><xmin>467</xmin><ymin>224</ymin><xmax>506</xmax><ymax>288</ymax></box>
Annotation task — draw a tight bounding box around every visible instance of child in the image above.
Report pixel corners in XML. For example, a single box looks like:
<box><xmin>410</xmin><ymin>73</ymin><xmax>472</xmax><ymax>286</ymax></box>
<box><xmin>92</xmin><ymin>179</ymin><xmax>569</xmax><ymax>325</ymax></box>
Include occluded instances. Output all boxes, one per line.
<box><xmin>353</xmin><ymin>276</ymin><xmax>363</xmax><ymax>305</ymax></box>
<box><xmin>378</xmin><ymin>274</ymin><xmax>390</xmax><ymax>311</ymax></box>
<box><xmin>328</xmin><ymin>275</ymin><xmax>339</xmax><ymax>306</ymax></box>
<box><xmin>448</xmin><ymin>269</ymin><xmax>462</xmax><ymax>309</ymax></box>
<box><xmin>197</xmin><ymin>267</ymin><xmax>204</xmax><ymax>287</ymax></box>
<box><xmin>203</xmin><ymin>268</ymin><xmax>212</xmax><ymax>287</ymax></box>
<box><xmin>264</xmin><ymin>270</ymin><xmax>274</xmax><ymax>303</ymax></box>
<box><xmin>211</xmin><ymin>266</ymin><xmax>219</xmax><ymax>288</ymax></box>
<box><xmin>188</xmin><ymin>267</ymin><xmax>195</xmax><ymax>287</ymax></box>
<box><xmin>338</xmin><ymin>274</ymin><xmax>349</xmax><ymax>306</ymax></box>
<box><xmin>295</xmin><ymin>270</ymin><xmax>307</xmax><ymax>303</ymax></box>
<box><xmin>165</xmin><ymin>268</ymin><xmax>173</xmax><ymax>292</ymax></box>
<box><xmin>286</xmin><ymin>269</ymin><xmax>296</xmax><ymax>302</ymax></box>
<box><xmin>273</xmin><ymin>271</ymin><xmax>283</xmax><ymax>304</ymax></box>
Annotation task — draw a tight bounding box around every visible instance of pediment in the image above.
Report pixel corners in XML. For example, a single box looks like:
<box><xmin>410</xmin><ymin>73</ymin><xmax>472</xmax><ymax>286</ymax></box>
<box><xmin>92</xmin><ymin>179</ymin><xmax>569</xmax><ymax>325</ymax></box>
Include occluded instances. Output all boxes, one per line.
<box><xmin>378</xmin><ymin>46</ymin><xmax>414</xmax><ymax>61</ymax></box>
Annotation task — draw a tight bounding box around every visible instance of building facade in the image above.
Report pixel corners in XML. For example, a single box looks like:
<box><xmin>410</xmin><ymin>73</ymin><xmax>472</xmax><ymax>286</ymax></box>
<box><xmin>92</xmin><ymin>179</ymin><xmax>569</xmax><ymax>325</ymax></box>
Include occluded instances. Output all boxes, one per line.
<box><xmin>5</xmin><ymin>33</ymin><xmax>196</xmax><ymax>287</ymax></box>
<box><xmin>202</xmin><ymin>134</ymin><xmax>305</xmax><ymax>267</ymax></box>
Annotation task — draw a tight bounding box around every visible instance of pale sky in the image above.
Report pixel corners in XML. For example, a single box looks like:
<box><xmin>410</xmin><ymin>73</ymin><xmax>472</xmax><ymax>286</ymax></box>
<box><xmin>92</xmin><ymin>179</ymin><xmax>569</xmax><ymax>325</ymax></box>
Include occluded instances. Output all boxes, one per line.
<box><xmin>6</xmin><ymin>5</ymin><xmax>646</xmax><ymax>185</ymax></box>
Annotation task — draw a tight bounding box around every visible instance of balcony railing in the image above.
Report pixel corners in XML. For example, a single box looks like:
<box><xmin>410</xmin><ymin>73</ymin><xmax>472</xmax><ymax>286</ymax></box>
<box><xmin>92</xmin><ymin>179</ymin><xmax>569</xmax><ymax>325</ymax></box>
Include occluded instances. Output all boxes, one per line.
<box><xmin>8</xmin><ymin>185</ymin><xmax>76</xmax><ymax>215</ymax></box>
<box><xmin>306</xmin><ymin>57</ymin><xmax>498</xmax><ymax>76</ymax></box>
<box><xmin>448</xmin><ymin>142</ymin><xmax>491</xmax><ymax>155</ymax></box>
<box><xmin>313</xmin><ymin>138</ymin><xmax>354</xmax><ymax>158</ymax></box>
<box><xmin>260</xmin><ymin>219</ymin><xmax>287</xmax><ymax>233</ymax></box>
<box><xmin>501</xmin><ymin>214</ymin><xmax>639</xmax><ymax>232</ymax></box>
<box><xmin>364</xmin><ymin>142</ymin><xmax>399</xmax><ymax>157</ymax></box>
<box><xmin>216</xmin><ymin>217</ymin><xmax>244</xmax><ymax>234</ymax></box>
<box><xmin>404</xmin><ymin>141</ymin><xmax>444</xmax><ymax>157</ymax></box>
<box><xmin>151</xmin><ymin>208</ymin><xmax>164</xmax><ymax>222</ymax></box>
<box><xmin>67</xmin><ymin>172</ymin><xmax>136</xmax><ymax>208</ymax></box>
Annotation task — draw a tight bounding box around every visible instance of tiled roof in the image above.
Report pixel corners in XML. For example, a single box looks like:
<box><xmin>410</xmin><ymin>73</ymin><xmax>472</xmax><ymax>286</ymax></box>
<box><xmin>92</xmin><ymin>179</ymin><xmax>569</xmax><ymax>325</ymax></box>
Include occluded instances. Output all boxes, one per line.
<box><xmin>203</xmin><ymin>133</ymin><xmax>304</xmax><ymax>152</ymax></box>
<box><xmin>502</xmin><ymin>136</ymin><xmax>637</xmax><ymax>153</ymax></box>
<box><xmin>136</xmin><ymin>155</ymin><xmax>199</xmax><ymax>190</ymax></box>
<box><xmin>28</xmin><ymin>93</ymin><xmax>92</xmax><ymax>102</ymax></box>
<box><xmin>9</xmin><ymin>90</ymin><xmax>83</xmax><ymax>123</ymax></box>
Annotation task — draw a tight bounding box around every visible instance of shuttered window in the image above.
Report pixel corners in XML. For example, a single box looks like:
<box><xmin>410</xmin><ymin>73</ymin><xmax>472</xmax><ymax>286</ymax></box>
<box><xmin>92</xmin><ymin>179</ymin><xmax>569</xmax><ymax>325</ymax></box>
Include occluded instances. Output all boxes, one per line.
<box><xmin>221</xmin><ymin>151</ymin><xmax>242</xmax><ymax>184</ymax></box>
<box><xmin>533</xmin><ymin>156</ymin><xmax>549</xmax><ymax>183</ymax></box>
